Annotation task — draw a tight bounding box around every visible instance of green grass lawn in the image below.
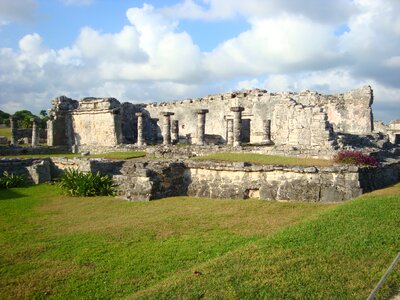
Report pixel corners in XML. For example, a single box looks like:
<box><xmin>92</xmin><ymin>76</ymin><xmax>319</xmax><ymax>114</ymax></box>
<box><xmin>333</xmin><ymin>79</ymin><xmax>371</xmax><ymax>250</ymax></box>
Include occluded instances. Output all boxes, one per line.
<box><xmin>0</xmin><ymin>127</ymin><xmax>11</xmax><ymax>140</ymax></box>
<box><xmin>194</xmin><ymin>152</ymin><xmax>334</xmax><ymax>167</ymax></box>
<box><xmin>0</xmin><ymin>151</ymin><xmax>146</xmax><ymax>160</ymax></box>
<box><xmin>1</xmin><ymin>184</ymin><xmax>399</xmax><ymax>299</ymax></box>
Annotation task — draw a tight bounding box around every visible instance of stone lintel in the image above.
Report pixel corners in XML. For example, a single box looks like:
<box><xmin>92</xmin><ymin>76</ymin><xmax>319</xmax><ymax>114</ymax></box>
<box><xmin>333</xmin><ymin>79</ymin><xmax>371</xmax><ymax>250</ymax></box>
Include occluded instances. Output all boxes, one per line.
<box><xmin>30</xmin><ymin>117</ymin><xmax>39</xmax><ymax>123</ymax></box>
<box><xmin>230</xmin><ymin>107</ymin><xmax>245</xmax><ymax>112</ymax></box>
<box><xmin>135</xmin><ymin>112</ymin><xmax>144</xmax><ymax>117</ymax></box>
<box><xmin>161</xmin><ymin>112</ymin><xmax>174</xmax><ymax>116</ymax></box>
<box><xmin>196</xmin><ymin>109</ymin><xmax>209</xmax><ymax>114</ymax></box>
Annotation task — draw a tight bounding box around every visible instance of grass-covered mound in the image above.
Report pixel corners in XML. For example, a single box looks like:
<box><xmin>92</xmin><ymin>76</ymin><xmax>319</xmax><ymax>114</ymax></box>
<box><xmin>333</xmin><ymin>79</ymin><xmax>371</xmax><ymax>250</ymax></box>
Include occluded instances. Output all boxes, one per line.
<box><xmin>0</xmin><ymin>183</ymin><xmax>399</xmax><ymax>299</ymax></box>
<box><xmin>194</xmin><ymin>152</ymin><xmax>334</xmax><ymax>167</ymax></box>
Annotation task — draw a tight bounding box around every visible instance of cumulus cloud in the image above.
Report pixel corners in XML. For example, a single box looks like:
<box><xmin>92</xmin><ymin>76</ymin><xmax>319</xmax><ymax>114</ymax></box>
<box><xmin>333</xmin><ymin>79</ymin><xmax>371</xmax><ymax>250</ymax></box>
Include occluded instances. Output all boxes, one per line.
<box><xmin>0</xmin><ymin>0</ymin><xmax>37</xmax><ymax>26</ymax></box>
<box><xmin>0</xmin><ymin>0</ymin><xmax>399</xmax><ymax>123</ymax></box>
<box><xmin>204</xmin><ymin>15</ymin><xmax>342</xmax><ymax>78</ymax></box>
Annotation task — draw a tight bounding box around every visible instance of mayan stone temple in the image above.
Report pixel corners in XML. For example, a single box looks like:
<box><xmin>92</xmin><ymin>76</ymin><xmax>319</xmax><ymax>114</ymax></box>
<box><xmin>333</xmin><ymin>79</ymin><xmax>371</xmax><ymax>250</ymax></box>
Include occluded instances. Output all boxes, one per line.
<box><xmin>2</xmin><ymin>86</ymin><xmax>400</xmax><ymax>202</ymax></box>
<box><xmin>47</xmin><ymin>86</ymin><xmax>377</xmax><ymax>151</ymax></box>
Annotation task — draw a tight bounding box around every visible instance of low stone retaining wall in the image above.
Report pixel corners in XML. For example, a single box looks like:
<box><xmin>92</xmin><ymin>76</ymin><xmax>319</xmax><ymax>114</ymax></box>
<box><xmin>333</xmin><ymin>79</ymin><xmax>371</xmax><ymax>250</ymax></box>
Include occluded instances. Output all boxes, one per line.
<box><xmin>0</xmin><ymin>158</ymin><xmax>51</xmax><ymax>184</ymax></box>
<box><xmin>1</xmin><ymin>157</ymin><xmax>399</xmax><ymax>202</ymax></box>
<box><xmin>186</xmin><ymin>161</ymin><xmax>361</xmax><ymax>202</ymax></box>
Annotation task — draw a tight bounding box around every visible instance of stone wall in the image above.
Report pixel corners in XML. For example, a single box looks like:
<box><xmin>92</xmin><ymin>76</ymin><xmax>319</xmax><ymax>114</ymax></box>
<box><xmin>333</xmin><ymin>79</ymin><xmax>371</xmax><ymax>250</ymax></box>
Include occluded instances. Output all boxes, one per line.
<box><xmin>3</xmin><ymin>157</ymin><xmax>398</xmax><ymax>203</ymax></box>
<box><xmin>143</xmin><ymin>86</ymin><xmax>373</xmax><ymax>146</ymax></box>
<box><xmin>186</xmin><ymin>161</ymin><xmax>363</xmax><ymax>202</ymax></box>
<box><xmin>71</xmin><ymin>98</ymin><xmax>123</xmax><ymax>147</ymax></box>
<box><xmin>47</xmin><ymin>96</ymin><xmax>123</xmax><ymax>148</ymax></box>
<box><xmin>0</xmin><ymin>158</ymin><xmax>51</xmax><ymax>184</ymax></box>
<box><xmin>47</xmin><ymin>86</ymin><xmax>374</xmax><ymax>153</ymax></box>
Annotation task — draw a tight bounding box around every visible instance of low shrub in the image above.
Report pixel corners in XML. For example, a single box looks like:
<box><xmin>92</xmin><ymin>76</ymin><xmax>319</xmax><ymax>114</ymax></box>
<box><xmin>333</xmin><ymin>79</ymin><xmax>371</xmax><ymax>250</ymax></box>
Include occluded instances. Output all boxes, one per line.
<box><xmin>59</xmin><ymin>169</ymin><xmax>116</xmax><ymax>197</ymax></box>
<box><xmin>0</xmin><ymin>171</ymin><xmax>25</xmax><ymax>189</ymax></box>
<box><xmin>334</xmin><ymin>150</ymin><xmax>380</xmax><ymax>166</ymax></box>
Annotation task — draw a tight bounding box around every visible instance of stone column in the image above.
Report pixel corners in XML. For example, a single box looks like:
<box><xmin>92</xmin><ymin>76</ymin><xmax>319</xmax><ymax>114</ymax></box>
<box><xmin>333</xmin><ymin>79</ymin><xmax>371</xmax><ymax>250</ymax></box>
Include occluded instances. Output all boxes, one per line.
<box><xmin>31</xmin><ymin>118</ymin><xmax>39</xmax><ymax>147</ymax></box>
<box><xmin>135</xmin><ymin>112</ymin><xmax>146</xmax><ymax>146</ymax></box>
<box><xmin>263</xmin><ymin>119</ymin><xmax>274</xmax><ymax>145</ymax></box>
<box><xmin>171</xmin><ymin>120</ymin><xmax>179</xmax><ymax>144</ymax></box>
<box><xmin>162</xmin><ymin>112</ymin><xmax>174</xmax><ymax>145</ymax></box>
<box><xmin>46</xmin><ymin>116</ymin><xmax>55</xmax><ymax>146</ymax></box>
<box><xmin>196</xmin><ymin>109</ymin><xmax>209</xmax><ymax>145</ymax></box>
<box><xmin>226</xmin><ymin>119</ymin><xmax>234</xmax><ymax>145</ymax></box>
<box><xmin>10</xmin><ymin>117</ymin><xmax>17</xmax><ymax>146</ymax></box>
<box><xmin>151</xmin><ymin>118</ymin><xmax>159</xmax><ymax>145</ymax></box>
<box><xmin>230</xmin><ymin>107</ymin><xmax>244</xmax><ymax>147</ymax></box>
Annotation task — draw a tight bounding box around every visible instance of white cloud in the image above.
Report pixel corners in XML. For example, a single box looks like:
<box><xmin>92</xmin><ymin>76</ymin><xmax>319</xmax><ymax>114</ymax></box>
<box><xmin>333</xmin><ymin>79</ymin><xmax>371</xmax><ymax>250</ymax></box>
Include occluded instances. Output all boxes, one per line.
<box><xmin>0</xmin><ymin>0</ymin><xmax>37</xmax><ymax>26</ymax></box>
<box><xmin>0</xmin><ymin>0</ymin><xmax>399</xmax><ymax>123</ymax></box>
<box><xmin>204</xmin><ymin>15</ymin><xmax>342</xmax><ymax>78</ymax></box>
<box><xmin>236</xmin><ymin>79</ymin><xmax>259</xmax><ymax>90</ymax></box>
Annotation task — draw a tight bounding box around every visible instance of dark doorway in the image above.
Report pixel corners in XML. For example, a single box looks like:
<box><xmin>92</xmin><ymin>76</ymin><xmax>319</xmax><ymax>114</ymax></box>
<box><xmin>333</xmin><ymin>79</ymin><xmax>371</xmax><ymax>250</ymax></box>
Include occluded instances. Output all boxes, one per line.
<box><xmin>241</xmin><ymin>119</ymin><xmax>251</xmax><ymax>143</ymax></box>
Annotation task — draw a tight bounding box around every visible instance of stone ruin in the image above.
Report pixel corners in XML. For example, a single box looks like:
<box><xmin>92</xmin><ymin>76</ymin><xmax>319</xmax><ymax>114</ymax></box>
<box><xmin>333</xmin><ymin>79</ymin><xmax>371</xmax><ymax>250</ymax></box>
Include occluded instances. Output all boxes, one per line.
<box><xmin>44</xmin><ymin>86</ymin><xmax>399</xmax><ymax>158</ymax></box>
<box><xmin>2</xmin><ymin>86</ymin><xmax>399</xmax><ymax>203</ymax></box>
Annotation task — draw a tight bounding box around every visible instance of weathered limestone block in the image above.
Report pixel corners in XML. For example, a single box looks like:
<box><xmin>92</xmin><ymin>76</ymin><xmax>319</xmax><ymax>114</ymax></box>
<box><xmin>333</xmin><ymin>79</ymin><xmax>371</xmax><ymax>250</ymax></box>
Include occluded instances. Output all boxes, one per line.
<box><xmin>226</xmin><ymin>119</ymin><xmax>234</xmax><ymax>145</ymax></box>
<box><xmin>31</xmin><ymin>118</ymin><xmax>39</xmax><ymax>147</ymax></box>
<box><xmin>230</xmin><ymin>107</ymin><xmax>245</xmax><ymax>147</ymax></box>
<box><xmin>27</xmin><ymin>160</ymin><xmax>51</xmax><ymax>184</ymax></box>
<box><xmin>161</xmin><ymin>112</ymin><xmax>174</xmax><ymax>145</ymax></box>
<box><xmin>387</xmin><ymin>120</ymin><xmax>400</xmax><ymax>144</ymax></box>
<box><xmin>135</xmin><ymin>112</ymin><xmax>146</xmax><ymax>146</ymax></box>
<box><xmin>10</xmin><ymin>117</ymin><xmax>17</xmax><ymax>146</ymax></box>
<box><xmin>196</xmin><ymin>109</ymin><xmax>209</xmax><ymax>145</ymax></box>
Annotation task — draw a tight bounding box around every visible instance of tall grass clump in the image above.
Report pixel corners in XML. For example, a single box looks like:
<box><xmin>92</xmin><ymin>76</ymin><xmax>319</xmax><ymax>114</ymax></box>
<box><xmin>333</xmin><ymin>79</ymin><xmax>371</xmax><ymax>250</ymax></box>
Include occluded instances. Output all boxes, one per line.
<box><xmin>335</xmin><ymin>150</ymin><xmax>380</xmax><ymax>166</ymax></box>
<box><xmin>0</xmin><ymin>171</ymin><xmax>25</xmax><ymax>189</ymax></box>
<box><xmin>59</xmin><ymin>169</ymin><xmax>116</xmax><ymax>196</ymax></box>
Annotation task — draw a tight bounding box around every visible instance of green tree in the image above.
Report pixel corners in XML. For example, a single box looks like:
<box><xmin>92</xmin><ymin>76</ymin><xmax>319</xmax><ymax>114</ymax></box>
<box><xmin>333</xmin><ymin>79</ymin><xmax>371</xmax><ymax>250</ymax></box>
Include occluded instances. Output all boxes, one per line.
<box><xmin>39</xmin><ymin>110</ymin><xmax>48</xmax><ymax>118</ymax></box>
<box><xmin>0</xmin><ymin>110</ymin><xmax>10</xmax><ymax>125</ymax></box>
<box><xmin>12</xmin><ymin>110</ymin><xmax>37</xmax><ymax>128</ymax></box>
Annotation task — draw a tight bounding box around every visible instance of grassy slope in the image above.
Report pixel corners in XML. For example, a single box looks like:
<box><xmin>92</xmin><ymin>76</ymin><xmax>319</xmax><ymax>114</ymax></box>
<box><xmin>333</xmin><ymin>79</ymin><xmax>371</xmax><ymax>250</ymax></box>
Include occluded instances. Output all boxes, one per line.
<box><xmin>0</xmin><ymin>185</ymin><xmax>333</xmax><ymax>299</ymax></box>
<box><xmin>194</xmin><ymin>152</ymin><xmax>333</xmax><ymax>167</ymax></box>
<box><xmin>134</xmin><ymin>185</ymin><xmax>400</xmax><ymax>300</ymax></box>
<box><xmin>0</xmin><ymin>185</ymin><xmax>399</xmax><ymax>299</ymax></box>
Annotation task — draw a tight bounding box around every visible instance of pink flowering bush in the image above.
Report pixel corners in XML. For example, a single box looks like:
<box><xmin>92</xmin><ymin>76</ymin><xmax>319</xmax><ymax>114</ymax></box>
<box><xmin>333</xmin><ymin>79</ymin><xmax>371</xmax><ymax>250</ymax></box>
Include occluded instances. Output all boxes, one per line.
<box><xmin>334</xmin><ymin>150</ymin><xmax>380</xmax><ymax>166</ymax></box>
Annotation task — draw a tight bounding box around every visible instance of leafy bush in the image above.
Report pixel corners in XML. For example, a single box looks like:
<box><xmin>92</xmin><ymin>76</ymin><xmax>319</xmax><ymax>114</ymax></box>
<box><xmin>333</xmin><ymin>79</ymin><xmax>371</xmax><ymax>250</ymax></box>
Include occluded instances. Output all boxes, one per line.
<box><xmin>334</xmin><ymin>150</ymin><xmax>380</xmax><ymax>166</ymax></box>
<box><xmin>0</xmin><ymin>171</ymin><xmax>25</xmax><ymax>189</ymax></box>
<box><xmin>59</xmin><ymin>169</ymin><xmax>116</xmax><ymax>197</ymax></box>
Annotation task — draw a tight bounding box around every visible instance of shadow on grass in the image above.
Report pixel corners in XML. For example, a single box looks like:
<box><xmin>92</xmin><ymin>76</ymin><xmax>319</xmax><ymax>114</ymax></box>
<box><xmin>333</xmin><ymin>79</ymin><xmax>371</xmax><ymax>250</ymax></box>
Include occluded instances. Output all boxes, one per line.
<box><xmin>0</xmin><ymin>188</ymin><xmax>26</xmax><ymax>200</ymax></box>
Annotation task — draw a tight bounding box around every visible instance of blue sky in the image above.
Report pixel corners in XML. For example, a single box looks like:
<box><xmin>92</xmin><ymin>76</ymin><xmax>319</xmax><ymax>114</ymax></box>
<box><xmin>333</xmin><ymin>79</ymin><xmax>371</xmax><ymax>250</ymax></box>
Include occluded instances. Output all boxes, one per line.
<box><xmin>0</xmin><ymin>0</ymin><xmax>399</xmax><ymax>123</ymax></box>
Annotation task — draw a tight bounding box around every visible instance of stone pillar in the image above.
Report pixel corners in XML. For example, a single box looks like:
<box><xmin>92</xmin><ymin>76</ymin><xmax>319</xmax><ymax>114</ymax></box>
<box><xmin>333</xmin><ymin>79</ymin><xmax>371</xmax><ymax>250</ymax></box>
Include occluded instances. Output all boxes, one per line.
<box><xmin>230</xmin><ymin>107</ymin><xmax>244</xmax><ymax>147</ymax></box>
<box><xmin>151</xmin><ymin>118</ymin><xmax>159</xmax><ymax>145</ymax></box>
<box><xmin>196</xmin><ymin>109</ymin><xmax>209</xmax><ymax>145</ymax></box>
<box><xmin>135</xmin><ymin>112</ymin><xmax>146</xmax><ymax>146</ymax></box>
<box><xmin>162</xmin><ymin>112</ymin><xmax>174</xmax><ymax>145</ymax></box>
<box><xmin>263</xmin><ymin>119</ymin><xmax>274</xmax><ymax>145</ymax></box>
<box><xmin>171</xmin><ymin>120</ymin><xmax>179</xmax><ymax>144</ymax></box>
<box><xmin>10</xmin><ymin>117</ymin><xmax>17</xmax><ymax>146</ymax></box>
<box><xmin>226</xmin><ymin>119</ymin><xmax>234</xmax><ymax>145</ymax></box>
<box><xmin>31</xmin><ymin>118</ymin><xmax>39</xmax><ymax>147</ymax></box>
